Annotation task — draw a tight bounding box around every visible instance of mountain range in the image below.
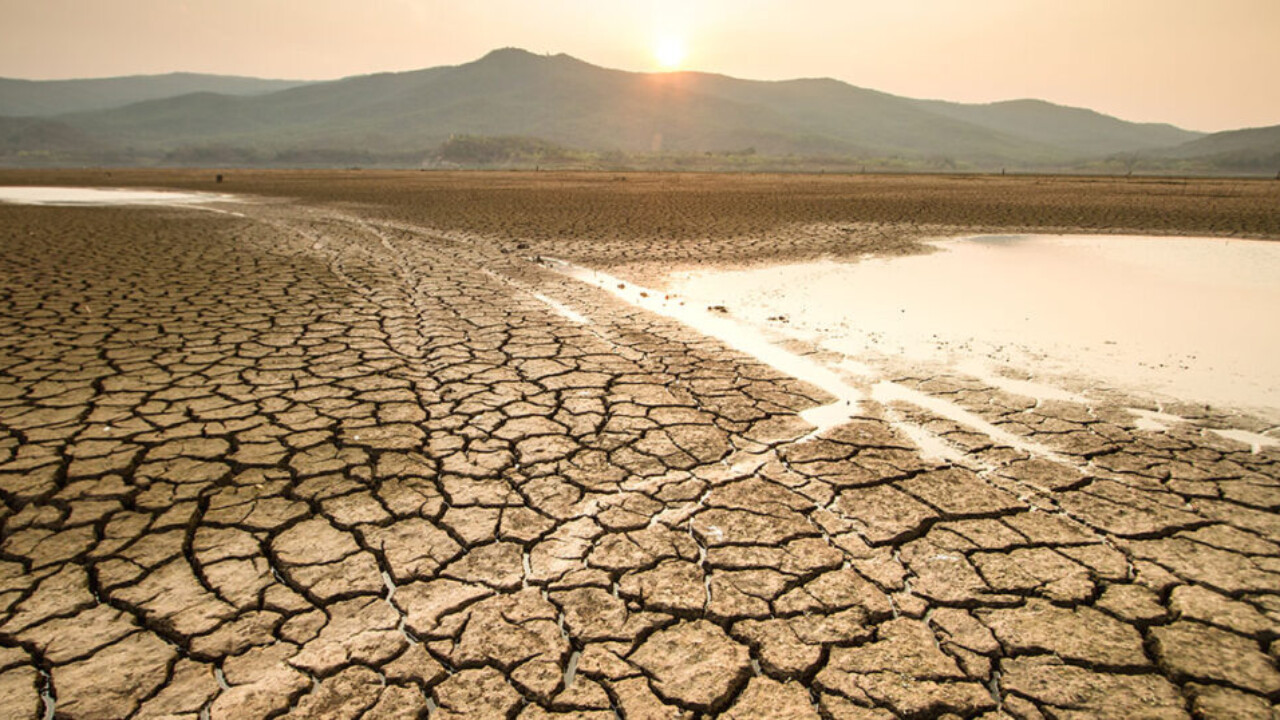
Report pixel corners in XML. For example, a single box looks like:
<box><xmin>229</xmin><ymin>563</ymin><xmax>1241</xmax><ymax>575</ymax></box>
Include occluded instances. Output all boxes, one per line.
<box><xmin>0</xmin><ymin>73</ymin><xmax>310</xmax><ymax>117</ymax></box>
<box><xmin>2</xmin><ymin>48</ymin><xmax>1276</xmax><ymax>173</ymax></box>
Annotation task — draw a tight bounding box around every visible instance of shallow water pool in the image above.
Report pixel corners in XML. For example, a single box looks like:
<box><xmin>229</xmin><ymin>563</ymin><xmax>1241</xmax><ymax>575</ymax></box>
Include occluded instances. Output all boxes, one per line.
<box><xmin>0</xmin><ymin>186</ymin><xmax>232</xmax><ymax>206</ymax></box>
<box><xmin>667</xmin><ymin>234</ymin><xmax>1280</xmax><ymax>419</ymax></box>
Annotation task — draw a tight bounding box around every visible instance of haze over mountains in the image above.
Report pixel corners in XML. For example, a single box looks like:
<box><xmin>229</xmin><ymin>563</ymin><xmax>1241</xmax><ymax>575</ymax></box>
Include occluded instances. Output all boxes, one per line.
<box><xmin>0</xmin><ymin>73</ymin><xmax>311</xmax><ymax>117</ymax></box>
<box><xmin>2</xmin><ymin>48</ymin><xmax>1276</xmax><ymax>173</ymax></box>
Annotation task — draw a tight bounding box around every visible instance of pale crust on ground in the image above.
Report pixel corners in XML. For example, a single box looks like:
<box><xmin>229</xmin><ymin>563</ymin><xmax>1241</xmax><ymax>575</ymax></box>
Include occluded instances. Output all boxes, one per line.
<box><xmin>0</xmin><ymin>171</ymin><xmax>1277</xmax><ymax>719</ymax></box>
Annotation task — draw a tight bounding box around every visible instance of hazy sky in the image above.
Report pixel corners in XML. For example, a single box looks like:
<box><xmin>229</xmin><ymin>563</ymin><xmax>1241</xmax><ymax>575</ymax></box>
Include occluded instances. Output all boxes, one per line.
<box><xmin>2</xmin><ymin>0</ymin><xmax>1278</xmax><ymax>132</ymax></box>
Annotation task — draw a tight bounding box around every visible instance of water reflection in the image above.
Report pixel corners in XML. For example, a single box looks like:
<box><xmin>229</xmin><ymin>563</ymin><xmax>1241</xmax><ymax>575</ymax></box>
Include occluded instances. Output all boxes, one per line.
<box><xmin>667</xmin><ymin>235</ymin><xmax>1280</xmax><ymax>419</ymax></box>
<box><xmin>0</xmin><ymin>186</ymin><xmax>231</xmax><ymax>206</ymax></box>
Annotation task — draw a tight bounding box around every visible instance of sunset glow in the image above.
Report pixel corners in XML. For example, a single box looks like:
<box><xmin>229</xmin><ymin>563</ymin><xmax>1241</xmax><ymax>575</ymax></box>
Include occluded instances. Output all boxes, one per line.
<box><xmin>654</xmin><ymin>34</ymin><xmax>687</xmax><ymax>70</ymax></box>
<box><xmin>1</xmin><ymin>1</ymin><xmax>1278</xmax><ymax>130</ymax></box>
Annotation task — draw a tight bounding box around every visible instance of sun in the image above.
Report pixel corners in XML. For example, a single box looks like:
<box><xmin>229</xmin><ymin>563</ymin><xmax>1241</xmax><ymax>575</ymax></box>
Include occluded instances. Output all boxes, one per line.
<box><xmin>654</xmin><ymin>35</ymin><xmax>687</xmax><ymax>70</ymax></box>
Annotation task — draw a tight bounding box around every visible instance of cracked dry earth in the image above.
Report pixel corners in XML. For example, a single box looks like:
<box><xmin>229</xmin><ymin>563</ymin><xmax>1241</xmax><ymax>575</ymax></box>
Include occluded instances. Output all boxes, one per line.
<box><xmin>0</xmin><ymin>197</ymin><xmax>1278</xmax><ymax>720</ymax></box>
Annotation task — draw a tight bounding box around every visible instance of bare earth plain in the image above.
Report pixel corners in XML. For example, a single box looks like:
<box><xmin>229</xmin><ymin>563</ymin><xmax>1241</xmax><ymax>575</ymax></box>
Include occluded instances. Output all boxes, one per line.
<box><xmin>0</xmin><ymin>169</ymin><xmax>1278</xmax><ymax>719</ymax></box>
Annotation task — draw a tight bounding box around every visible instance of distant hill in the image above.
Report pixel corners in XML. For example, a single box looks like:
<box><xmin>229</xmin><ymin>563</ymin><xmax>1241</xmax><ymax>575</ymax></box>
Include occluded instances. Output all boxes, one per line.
<box><xmin>58</xmin><ymin>51</ymin><xmax>1083</xmax><ymax>163</ymax></box>
<box><xmin>0</xmin><ymin>72</ymin><xmax>311</xmax><ymax>116</ymax></box>
<box><xmin>6</xmin><ymin>48</ymin><xmax>1272</xmax><ymax>172</ymax></box>
<box><xmin>0</xmin><ymin>116</ymin><xmax>104</xmax><ymax>153</ymax></box>
<box><xmin>1150</xmin><ymin>124</ymin><xmax>1280</xmax><ymax>172</ymax></box>
<box><xmin>911</xmin><ymin>98</ymin><xmax>1199</xmax><ymax>157</ymax></box>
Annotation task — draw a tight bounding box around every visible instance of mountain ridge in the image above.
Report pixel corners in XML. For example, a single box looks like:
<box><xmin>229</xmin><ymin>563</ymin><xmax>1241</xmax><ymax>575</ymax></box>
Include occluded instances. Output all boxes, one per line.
<box><xmin>0</xmin><ymin>72</ymin><xmax>312</xmax><ymax>117</ymax></box>
<box><xmin>1</xmin><ymin>48</ymin><xmax>1275</xmax><ymax>173</ymax></box>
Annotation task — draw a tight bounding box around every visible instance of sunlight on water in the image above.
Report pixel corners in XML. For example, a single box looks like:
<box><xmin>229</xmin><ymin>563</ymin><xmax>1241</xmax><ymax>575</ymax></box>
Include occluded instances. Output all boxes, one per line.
<box><xmin>0</xmin><ymin>186</ymin><xmax>233</xmax><ymax>206</ymax></box>
<box><xmin>666</xmin><ymin>235</ymin><xmax>1280</xmax><ymax>419</ymax></box>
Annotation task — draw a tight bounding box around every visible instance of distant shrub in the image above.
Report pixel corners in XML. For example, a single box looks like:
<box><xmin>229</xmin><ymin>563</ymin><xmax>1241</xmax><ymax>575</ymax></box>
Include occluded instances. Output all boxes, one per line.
<box><xmin>162</xmin><ymin>144</ymin><xmax>266</xmax><ymax>165</ymax></box>
<box><xmin>436</xmin><ymin>135</ymin><xmax>574</xmax><ymax>165</ymax></box>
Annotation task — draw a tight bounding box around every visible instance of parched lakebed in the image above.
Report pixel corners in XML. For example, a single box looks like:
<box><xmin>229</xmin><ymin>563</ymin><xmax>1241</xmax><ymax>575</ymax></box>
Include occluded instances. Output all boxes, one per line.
<box><xmin>0</xmin><ymin>172</ymin><xmax>1278</xmax><ymax>720</ymax></box>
